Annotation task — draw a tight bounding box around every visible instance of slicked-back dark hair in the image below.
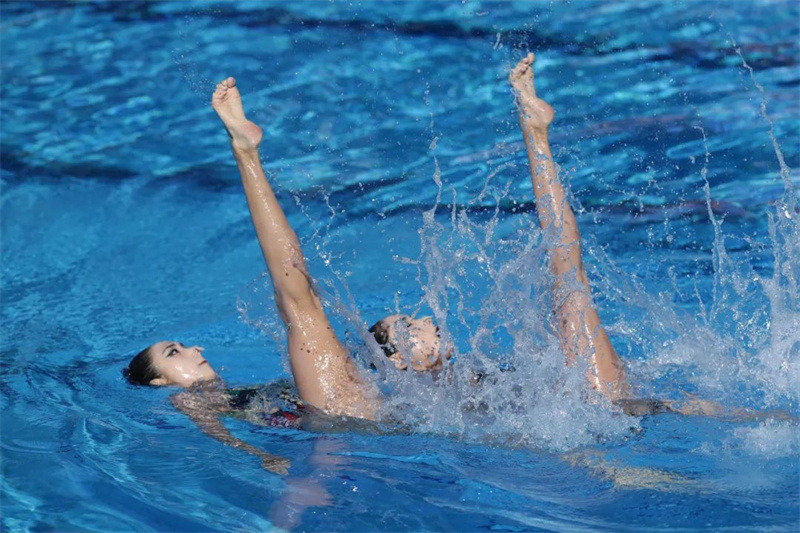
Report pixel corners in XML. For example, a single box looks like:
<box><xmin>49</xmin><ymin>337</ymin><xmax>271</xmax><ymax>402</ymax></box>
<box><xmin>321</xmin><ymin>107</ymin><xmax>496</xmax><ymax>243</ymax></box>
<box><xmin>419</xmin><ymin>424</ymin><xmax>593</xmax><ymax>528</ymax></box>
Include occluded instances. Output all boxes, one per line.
<box><xmin>369</xmin><ymin>319</ymin><xmax>397</xmax><ymax>356</ymax></box>
<box><xmin>123</xmin><ymin>346</ymin><xmax>160</xmax><ymax>386</ymax></box>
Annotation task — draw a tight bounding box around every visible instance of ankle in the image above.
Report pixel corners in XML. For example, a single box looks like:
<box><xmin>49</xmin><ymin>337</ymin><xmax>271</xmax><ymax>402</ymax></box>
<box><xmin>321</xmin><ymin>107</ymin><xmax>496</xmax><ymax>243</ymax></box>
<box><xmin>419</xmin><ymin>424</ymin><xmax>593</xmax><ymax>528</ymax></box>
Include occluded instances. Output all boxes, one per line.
<box><xmin>529</xmin><ymin>124</ymin><xmax>550</xmax><ymax>138</ymax></box>
<box><xmin>525</xmin><ymin>127</ymin><xmax>550</xmax><ymax>151</ymax></box>
<box><xmin>521</xmin><ymin>113</ymin><xmax>550</xmax><ymax>131</ymax></box>
<box><xmin>232</xmin><ymin>143</ymin><xmax>259</xmax><ymax>158</ymax></box>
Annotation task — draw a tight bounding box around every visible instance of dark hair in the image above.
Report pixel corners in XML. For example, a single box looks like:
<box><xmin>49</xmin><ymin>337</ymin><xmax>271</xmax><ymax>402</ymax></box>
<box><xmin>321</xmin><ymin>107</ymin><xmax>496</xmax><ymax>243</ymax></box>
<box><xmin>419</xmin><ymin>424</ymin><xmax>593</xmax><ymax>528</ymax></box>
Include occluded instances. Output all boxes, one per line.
<box><xmin>369</xmin><ymin>319</ymin><xmax>397</xmax><ymax>357</ymax></box>
<box><xmin>122</xmin><ymin>347</ymin><xmax>160</xmax><ymax>386</ymax></box>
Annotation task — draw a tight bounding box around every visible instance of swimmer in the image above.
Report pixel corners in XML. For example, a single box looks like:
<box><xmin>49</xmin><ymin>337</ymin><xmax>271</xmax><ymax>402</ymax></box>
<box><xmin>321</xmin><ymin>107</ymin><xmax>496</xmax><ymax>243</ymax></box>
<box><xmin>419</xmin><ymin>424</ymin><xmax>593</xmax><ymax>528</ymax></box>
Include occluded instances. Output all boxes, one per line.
<box><xmin>124</xmin><ymin>57</ymin><xmax>786</xmax><ymax>470</ymax></box>
<box><xmin>122</xmin><ymin>76</ymin><xmax>381</xmax><ymax>472</ymax></box>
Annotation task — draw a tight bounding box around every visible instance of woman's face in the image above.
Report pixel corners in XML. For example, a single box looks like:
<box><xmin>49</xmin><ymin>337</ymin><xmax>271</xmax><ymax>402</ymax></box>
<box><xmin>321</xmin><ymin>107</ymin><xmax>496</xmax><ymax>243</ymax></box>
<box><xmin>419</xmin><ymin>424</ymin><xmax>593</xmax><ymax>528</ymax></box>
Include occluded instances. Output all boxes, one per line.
<box><xmin>381</xmin><ymin>314</ymin><xmax>449</xmax><ymax>371</ymax></box>
<box><xmin>148</xmin><ymin>341</ymin><xmax>217</xmax><ymax>387</ymax></box>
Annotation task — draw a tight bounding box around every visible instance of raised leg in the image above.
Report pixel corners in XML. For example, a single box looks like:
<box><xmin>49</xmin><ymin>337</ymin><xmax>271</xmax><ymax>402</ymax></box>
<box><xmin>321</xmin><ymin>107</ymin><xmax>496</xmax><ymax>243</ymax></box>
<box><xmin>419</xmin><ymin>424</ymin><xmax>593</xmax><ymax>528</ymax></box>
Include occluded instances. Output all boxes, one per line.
<box><xmin>212</xmin><ymin>78</ymin><xmax>376</xmax><ymax>419</ymax></box>
<box><xmin>509</xmin><ymin>54</ymin><xmax>628</xmax><ymax>399</ymax></box>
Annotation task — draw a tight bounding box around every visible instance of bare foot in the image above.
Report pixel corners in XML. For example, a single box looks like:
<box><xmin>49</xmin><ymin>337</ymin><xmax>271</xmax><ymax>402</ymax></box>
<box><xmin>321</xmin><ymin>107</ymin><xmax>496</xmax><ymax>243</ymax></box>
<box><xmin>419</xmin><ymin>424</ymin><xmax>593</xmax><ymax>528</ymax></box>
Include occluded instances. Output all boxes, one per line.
<box><xmin>211</xmin><ymin>77</ymin><xmax>262</xmax><ymax>151</ymax></box>
<box><xmin>509</xmin><ymin>53</ymin><xmax>554</xmax><ymax>130</ymax></box>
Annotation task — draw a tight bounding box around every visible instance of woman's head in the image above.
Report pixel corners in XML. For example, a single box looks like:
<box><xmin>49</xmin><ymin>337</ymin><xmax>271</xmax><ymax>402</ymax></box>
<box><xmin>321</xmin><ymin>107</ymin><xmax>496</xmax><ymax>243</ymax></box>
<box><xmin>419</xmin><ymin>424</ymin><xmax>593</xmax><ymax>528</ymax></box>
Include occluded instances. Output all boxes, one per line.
<box><xmin>369</xmin><ymin>314</ymin><xmax>449</xmax><ymax>371</ymax></box>
<box><xmin>123</xmin><ymin>341</ymin><xmax>217</xmax><ymax>387</ymax></box>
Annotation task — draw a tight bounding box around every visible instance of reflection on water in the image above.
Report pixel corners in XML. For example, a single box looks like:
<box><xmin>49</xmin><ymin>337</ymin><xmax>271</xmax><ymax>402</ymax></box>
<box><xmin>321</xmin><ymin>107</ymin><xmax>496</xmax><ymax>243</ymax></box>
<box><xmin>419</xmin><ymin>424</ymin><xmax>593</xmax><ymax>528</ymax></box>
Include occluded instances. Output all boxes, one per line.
<box><xmin>270</xmin><ymin>438</ymin><xmax>347</xmax><ymax>530</ymax></box>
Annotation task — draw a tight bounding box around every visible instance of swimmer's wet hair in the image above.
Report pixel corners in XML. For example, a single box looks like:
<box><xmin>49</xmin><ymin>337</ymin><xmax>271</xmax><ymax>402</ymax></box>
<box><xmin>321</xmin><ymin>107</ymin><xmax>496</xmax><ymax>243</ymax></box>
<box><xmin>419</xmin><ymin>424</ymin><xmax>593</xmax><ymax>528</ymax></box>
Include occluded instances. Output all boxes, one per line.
<box><xmin>369</xmin><ymin>319</ymin><xmax>397</xmax><ymax>357</ymax></box>
<box><xmin>123</xmin><ymin>347</ymin><xmax>160</xmax><ymax>386</ymax></box>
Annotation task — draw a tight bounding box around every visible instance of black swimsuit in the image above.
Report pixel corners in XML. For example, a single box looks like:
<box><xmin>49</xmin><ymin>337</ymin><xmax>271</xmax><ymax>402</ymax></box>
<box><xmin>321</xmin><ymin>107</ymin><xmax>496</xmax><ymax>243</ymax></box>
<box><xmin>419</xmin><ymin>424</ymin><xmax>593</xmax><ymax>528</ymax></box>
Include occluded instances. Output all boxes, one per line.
<box><xmin>226</xmin><ymin>379</ymin><xmax>305</xmax><ymax>428</ymax></box>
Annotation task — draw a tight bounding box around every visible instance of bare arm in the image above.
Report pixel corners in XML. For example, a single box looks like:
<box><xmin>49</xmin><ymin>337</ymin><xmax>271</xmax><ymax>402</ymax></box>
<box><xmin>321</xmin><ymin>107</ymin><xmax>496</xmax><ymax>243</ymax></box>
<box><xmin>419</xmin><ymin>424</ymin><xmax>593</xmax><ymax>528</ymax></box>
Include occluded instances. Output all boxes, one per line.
<box><xmin>211</xmin><ymin>78</ymin><xmax>375</xmax><ymax>419</ymax></box>
<box><xmin>614</xmin><ymin>395</ymin><xmax>797</xmax><ymax>421</ymax></box>
<box><xmin>510</xmin><ymin>54</ymin><xmax>628</xmax><ymax>399</ymax></box>
<box><xmin>668</xmin><ymin>396</ymin><xmax>797</xmax><ymax>421</ymax></box>
<box><xmin>171</xmin><ymin>395</ymin><xmax>289</xmax><ymax>474</ymax></box>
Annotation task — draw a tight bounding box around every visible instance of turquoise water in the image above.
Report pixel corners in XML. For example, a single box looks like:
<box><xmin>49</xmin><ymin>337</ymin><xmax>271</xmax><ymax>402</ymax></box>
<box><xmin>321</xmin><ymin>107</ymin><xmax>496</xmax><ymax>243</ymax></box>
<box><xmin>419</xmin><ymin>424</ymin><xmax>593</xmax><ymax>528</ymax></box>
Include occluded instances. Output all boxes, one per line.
<box><xmin>2</xmin><ymin>1</ymin><xmax>799</xmax><ymax>530</ymax></box>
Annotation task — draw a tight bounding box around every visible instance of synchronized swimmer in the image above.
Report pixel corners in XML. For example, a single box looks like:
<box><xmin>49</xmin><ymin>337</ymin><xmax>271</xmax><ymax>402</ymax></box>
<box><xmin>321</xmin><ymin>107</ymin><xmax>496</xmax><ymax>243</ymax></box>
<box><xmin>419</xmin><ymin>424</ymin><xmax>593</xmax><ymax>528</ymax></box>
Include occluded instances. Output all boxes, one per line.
<box><xmin>124</xmin><ymin>54</ymin><xmax>777</xmax><ymax>470</ymax></box>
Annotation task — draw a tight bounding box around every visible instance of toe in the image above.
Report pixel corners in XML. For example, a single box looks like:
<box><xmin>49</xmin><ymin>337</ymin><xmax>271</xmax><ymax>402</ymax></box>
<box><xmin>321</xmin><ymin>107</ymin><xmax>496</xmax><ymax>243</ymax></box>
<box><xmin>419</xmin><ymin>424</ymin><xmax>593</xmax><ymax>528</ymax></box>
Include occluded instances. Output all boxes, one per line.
<box><xmin>212</xmin><ymin>82</ymin><xmax>227</xmax><ymax>102</ymax></box>
<box><xmin>225</xmin><ymin>76</ymin><xmax>236</xmax><ymax>87</ymax></box>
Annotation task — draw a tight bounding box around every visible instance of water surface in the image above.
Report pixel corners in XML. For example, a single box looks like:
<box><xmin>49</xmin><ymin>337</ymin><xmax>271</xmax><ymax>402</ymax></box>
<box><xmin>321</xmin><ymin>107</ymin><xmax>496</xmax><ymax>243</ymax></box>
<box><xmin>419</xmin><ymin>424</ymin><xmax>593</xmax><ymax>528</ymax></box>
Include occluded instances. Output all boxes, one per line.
<box><xmin>2</xmin><ymin>1</ymin><xmax>799</xmax><ymax>530</ymax></box>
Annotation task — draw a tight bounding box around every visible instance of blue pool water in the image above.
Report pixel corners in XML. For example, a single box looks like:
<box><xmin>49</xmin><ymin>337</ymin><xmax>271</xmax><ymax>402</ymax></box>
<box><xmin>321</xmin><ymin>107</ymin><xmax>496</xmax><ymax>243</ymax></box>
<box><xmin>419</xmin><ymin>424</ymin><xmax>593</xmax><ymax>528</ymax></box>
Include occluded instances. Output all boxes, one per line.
<box><xmin>2</xmin><ymin>1</ymin><xmax>799</xmax><ymax>530</ymax></box>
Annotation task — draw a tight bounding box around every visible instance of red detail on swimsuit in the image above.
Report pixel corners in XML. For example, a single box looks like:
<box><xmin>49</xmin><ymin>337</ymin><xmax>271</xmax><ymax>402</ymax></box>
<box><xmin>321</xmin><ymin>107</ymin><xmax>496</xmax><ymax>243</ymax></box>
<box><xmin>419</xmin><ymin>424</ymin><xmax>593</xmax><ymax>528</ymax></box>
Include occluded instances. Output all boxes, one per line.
<box><xmin>263</xmin><ymin>410</ymin><xmax>300</xmax><ymax>428</ymax></box>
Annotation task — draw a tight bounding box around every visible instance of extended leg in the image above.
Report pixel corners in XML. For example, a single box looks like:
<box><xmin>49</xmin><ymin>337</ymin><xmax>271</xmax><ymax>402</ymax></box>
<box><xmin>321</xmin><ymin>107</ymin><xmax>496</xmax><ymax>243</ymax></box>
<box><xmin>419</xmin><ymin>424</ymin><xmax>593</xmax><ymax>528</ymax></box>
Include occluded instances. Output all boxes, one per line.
<box><xmin>212</xmin><ymin>78</ymin><xmax>376</xmax><ymax>419</ymax></box>
<box><xmin>509</xmin><ymin>54</ymin><xmax>628</xmax><ymax>399</ymax></box>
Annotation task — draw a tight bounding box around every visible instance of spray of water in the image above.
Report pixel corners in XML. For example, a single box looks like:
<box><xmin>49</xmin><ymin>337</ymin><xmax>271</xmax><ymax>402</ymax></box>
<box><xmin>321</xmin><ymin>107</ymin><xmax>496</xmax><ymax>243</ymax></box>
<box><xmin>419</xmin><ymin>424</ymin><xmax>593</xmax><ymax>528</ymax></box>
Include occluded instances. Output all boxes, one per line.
<box><xmin>625</xmin><ymin>49</ymin><xmax>800</xmax><ymax>414</ymax></box>
<box><xmin>237</xmin><ymin>52</ymin><xmax>798</xmax><ymax>454</ymax></box>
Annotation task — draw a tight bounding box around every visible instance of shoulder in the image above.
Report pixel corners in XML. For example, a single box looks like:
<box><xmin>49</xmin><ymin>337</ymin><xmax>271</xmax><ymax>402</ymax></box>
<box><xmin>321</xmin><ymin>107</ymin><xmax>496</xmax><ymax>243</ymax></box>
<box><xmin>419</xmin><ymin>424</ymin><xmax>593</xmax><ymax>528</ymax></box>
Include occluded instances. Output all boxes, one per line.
<box><xmin>170</xmin><ymin>387</ymin><xmax>230</xmax><ymax>413</ymax></box>
<box><xmin>169</xmin><ymin>391</ymin><xmax>194</xmax><ymax>409</ymax></box>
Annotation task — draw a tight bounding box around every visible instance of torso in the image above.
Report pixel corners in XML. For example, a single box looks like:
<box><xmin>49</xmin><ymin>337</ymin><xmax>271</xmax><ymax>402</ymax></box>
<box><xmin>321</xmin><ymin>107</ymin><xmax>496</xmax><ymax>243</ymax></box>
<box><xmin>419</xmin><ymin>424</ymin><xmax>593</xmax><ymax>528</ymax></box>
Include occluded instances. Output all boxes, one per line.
<box><xmin>224</xmin><ymin>379</ymin><xmax>306</xmax><ymax>428</ymax></box>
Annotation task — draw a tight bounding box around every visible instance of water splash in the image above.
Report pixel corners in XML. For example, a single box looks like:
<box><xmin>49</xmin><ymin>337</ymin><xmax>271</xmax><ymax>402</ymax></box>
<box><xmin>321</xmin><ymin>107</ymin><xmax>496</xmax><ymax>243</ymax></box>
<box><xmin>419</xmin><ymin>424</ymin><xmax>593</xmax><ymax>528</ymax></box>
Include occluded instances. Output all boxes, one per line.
<box><xmin>238</xmin><ymin>100</ymin><xmax>798</xmax><ymax>453</ymax></box>
<box><xmin>237</xmin><ymin>52</ymin><xmax>798</xmax><ymax>456</ymax></box>
<box><xmin>626</xmin><ymin>52</ymin><xmax>800</xmax><ymax>416</ymax></box>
